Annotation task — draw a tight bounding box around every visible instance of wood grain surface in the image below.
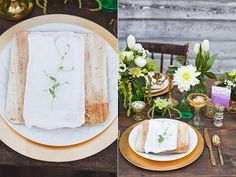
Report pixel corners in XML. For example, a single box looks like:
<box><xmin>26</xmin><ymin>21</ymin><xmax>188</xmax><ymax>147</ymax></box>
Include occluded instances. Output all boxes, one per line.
<box><xmin>119</xmin><ymin>79</ymin><xmax>236</xmax><ymax>177</ymax></box>
<box><xmin>0</xmin><ymin>0</ymin><xmax>117</xmax><ymax>174</ymax></box>
<box><xmin>5</xmin><ymin>32</ymin><xmax>28</xmax><ymax>124</ymax></box>
<box><xmin>119</xmin><ymin>0</ymin><xmax>236</xmax><ymax>73</ymax></box>
<box><xmin>85</xmin><ymin>34</ymin><xmax>109</xmax><ymax>124</ymax></box>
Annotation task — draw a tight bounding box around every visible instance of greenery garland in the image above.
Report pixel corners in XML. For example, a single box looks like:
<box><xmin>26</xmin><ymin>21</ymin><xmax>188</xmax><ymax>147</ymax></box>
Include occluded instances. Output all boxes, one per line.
<box><xmin>35</xmin><ymin>0</ymin><xmax>102</xmax><ymax>14</ymax></box>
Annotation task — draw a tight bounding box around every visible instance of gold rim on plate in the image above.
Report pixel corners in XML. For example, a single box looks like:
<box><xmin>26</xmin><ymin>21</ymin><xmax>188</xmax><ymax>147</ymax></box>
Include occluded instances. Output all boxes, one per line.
<box><xmin>0</xmin><ymin>14</ymin><xmax>118</xmax><ymax>162</ymax></box>
<box><xmin>119</xmin><ymin>121</ymin><xmax>204</xmax><ymax>171</ymax></box>
<box><xmin>150</xmin><ymin>81</ymin><xmax>174</xmax><ymax>97</ymax></box>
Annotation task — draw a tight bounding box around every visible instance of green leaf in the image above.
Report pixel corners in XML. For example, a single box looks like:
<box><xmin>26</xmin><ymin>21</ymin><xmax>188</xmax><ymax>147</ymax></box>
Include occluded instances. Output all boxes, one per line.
<box><xmin>176</xmin><ymin>56</ymin><xmax>185</xmax><ymax>65</ymax></box>
<box><xmin>49</xmin><ymin>76</ymin><xmax>57</xmax><ymax>82</ymax></box>
<box><xmin>205</xmin><ymin>72</ymin><xmax>217</xmax><ymax>79</ymax></box>
<box><xmin>192</xmin><ymin>82</ymin><xmax>206</xmax><ymax>93</ymax></box>
<box><xmin>59</xmin><ymin>66</ymin><xmax>63</xmax><ymax>70</ymax></box>
<box><xmin>49</xmin><ymin>88</ymin><xmax>55</xmax><ymax>96</ymax></box>
<box><xmin>134</xmin><ymin>77</ymin><xmax>146</xmax><ymax>87</ymax></box>
<box><xmin>195</xmin><ymin>52</ymin><xmax>202</xmax><ymax>71</ymax></box>
<box><xmin>203</xmin><ymin>54</ymin><xmax>217</xmax><ymax>72</ymax></box>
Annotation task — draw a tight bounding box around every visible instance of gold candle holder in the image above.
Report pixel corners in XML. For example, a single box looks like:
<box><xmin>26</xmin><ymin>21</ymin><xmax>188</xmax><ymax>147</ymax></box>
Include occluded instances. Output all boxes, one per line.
<box><xmin>229</xmin><ymin>100</ymin><xmax>236</xmax><ymax>113</ymax></box>
<box><xmin>131</xmin><ymin>101</ymin><xmax>146</xmax><ymax>121</ymax></box>
<box><xmin>0</xmin><ymin>0</ymin><xmax>33</xmax><ymax>20</ymax></box>
<box><xmin>203</xmin><ymin>99</ymin><xmax>216</xmax><ymax>119</ymax></box>
<box><xmin>167</xmin><ymin>73</ymin><xmax>179</xmax><ymax>108</ymax></box>
<box><xmin>188</xmin><ymin>93</ymin><xmax>209</xmax><ymax>128</ymax></box>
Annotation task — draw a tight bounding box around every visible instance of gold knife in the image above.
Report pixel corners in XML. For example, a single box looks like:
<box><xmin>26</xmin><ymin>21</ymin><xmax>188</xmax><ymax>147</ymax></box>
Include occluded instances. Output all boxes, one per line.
<box><xmin>204</xmin><ymin>128</ymin><xmax>216</xmax><ymax>166</ymax></box>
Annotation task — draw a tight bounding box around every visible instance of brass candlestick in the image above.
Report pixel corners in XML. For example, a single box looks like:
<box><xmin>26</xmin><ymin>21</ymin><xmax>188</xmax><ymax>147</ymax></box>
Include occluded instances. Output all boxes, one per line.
<box><xmin>0</xmin><ymin>0</ymin><xmax>33</xmax><ymax>20</ymax></box>
<box><xmin>167</xmin><ymin>73</ymin><xmax>179</xmax><ymax>108</ymax></box>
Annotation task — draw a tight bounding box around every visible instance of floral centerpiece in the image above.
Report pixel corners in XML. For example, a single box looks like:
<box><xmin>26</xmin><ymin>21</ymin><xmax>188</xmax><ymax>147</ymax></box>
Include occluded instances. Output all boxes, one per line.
<box><xmin>118</xmin><ymin>35</ymin><xmax>159</xmax><ymax>116</ymax></box>
<box><xmin>173</xmin><ymin>65</ymin><xmax>200</xmax><ymax>118</ymax></box>
<box><xmin>147</xmin><ymin>97</ymin><xmax>181</xmax><ymax>119</ymax></box>
<box><xmin>193</xmin><ymin>39</ymin><xmax>217</xmax><ymax>93</ymax></box>
<box><xmin>218</xmin><ymin>70</ymin><xmax>236</xmax><ymax>101</ymax></box>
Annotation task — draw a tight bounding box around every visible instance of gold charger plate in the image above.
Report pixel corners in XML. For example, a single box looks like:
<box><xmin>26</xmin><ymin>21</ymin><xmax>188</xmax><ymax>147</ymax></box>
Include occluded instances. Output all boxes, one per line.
<box><xmin>0</xmin><ymin>14</ymin><xmax>118</xmax><ymax>162</ymax></box>
<box><xmin>119</xmin><ymin>121</ymin><xmax>204</xmax><ymax>171</ymax></box>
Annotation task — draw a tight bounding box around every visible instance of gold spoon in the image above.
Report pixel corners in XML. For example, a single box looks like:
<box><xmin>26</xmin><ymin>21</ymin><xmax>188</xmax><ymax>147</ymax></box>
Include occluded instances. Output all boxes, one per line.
<box><xmin>212</xmin><ymin>135</ymin><xmax>224</xmax><ymax>165</ymax></box>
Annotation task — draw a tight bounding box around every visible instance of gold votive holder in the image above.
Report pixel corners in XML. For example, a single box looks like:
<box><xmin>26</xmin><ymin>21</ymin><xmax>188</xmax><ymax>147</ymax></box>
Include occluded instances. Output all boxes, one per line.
<box><xmin>0</xmin><ymin>0</ymin><xmax>34</xmax><ymax>20</ymax></box>
<box><xmin>229</xmin><ymin>100</ymin><xmax>236</xmax><ymax>113</ymax></box>
<box><xmin>131</xmin><ymin>101</ymin><xmax>146</xmax><ymax>121</ymax></box>
<box><xmin>203</xmin><ymin>99</ymin><xmax>216</xmax><ymax>119</ymax></box>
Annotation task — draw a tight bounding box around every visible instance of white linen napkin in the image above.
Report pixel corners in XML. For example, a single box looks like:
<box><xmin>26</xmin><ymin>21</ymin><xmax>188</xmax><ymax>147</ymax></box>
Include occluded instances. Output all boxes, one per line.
<box><xmin>144</xmin><ymin>120</ymin><xmax>177</xmax><ymax>153</ymax></box>
<box><xmin>23</xmin><ymin>32</ymin><xmax>85</xmax><ymax>129</ymax></box>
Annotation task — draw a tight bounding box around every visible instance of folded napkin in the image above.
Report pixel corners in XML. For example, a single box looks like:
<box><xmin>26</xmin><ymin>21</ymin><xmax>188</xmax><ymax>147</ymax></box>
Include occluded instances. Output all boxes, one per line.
<box><xmin>136</xmin><ymin>120</ymin><xmax>189</xmax><ymax>154</ymax></box>
<box><xmin>23</xmin><ymin>32</ymin><xmax>85</xmax><ymax>129</ymax></box>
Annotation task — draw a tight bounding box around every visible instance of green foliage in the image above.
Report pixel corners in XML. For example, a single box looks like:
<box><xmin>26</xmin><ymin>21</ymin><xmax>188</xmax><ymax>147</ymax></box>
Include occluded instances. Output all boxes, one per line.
<box><xmin>119</xmin><ymin>79</ymin><xmax>133</xmax><ymax>116</ymax></box>
<box><xmin>36</xmin><ymin>0</ymin><xmax>101</xmax><ymax>14</ymax></box>
<box><xmin>176</xmin><ymin>56</ymin><xmax>185</xmax><ymax>65</ymax></box>
<box><xmin>194</xmin><ymin>44</ymin><xmax>217</xmax><ymax>93</ymax></box>
<box><xmin>146</xmin><ymin>58</ymin><xmax>159</xmax><ymax>72</ymax></box>
<box><xmin>195</xmin><ymin>46</ymin><xmax>217</xmax><ymax>79</ymax></box>
<box><xmin>89</xmin><ymin>0</ymin><xmax>102</xmax><ymax>12</ymax></box>
<box><xmin>44</xmin><ymin>40</ymin><xmax>73</xmax><ymax>107</ymax></box>
<box><xmin>216</xmin><ymin>71</ymin><xmax>236</xmax><ymax>100</ymax></box>
<box><xmin>35</xmin><ymin>0</ymin><xmax>48</xmax><ymax>14</ymax></box>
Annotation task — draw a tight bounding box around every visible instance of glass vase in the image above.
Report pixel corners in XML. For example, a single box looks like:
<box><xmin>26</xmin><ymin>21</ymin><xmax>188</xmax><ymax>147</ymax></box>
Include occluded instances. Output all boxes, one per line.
<box><xmin>101</xmin><ymin>0</ymin><xmax>117</xmax><ymax>12</ymax></box>
<box><xmin>179</xmin><ymin>92</ymin><xmax>193</xmax><ymax>119</ymax></box>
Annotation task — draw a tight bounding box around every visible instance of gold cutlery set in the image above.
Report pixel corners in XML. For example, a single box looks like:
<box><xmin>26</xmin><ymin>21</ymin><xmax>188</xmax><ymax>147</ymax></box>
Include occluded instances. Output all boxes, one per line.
<box><xmin>204</xmin><ymin>128</ymin><xmax>224</xmax><ymax>166</ymax></box>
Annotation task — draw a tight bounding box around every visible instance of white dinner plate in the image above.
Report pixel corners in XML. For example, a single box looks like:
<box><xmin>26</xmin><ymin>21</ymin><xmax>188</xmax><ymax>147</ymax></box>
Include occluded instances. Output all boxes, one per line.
<box><xmin>145</xmin><ymin>77</ymin><xmax>169</xmax><ymax>93</ymax></box>
<box><xmin>150</xmin><ymin>79</ymin><xmax>169</xmax><ymax>93</ymax></box>
<box><xmin>128</xmin><ymin>118</ymin><xmax>198</xmax><ymax>161</ymax></box>
<box><xmin>0</xmin><ymin>23</ymin><xmax>118</xmax><ymax>146</ymax></box>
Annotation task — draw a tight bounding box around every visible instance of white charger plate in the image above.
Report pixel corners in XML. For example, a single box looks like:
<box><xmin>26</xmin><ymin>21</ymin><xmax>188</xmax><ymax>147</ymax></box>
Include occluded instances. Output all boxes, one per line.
<box><xmin>0</xmin><ymin>23</ymin><xmax>118</xmax><ymax>147</ymax></box>
<box><xmin>128</xmin><ymin>119</ymin><xmax>198</xmax><ymax>161</ymax></box>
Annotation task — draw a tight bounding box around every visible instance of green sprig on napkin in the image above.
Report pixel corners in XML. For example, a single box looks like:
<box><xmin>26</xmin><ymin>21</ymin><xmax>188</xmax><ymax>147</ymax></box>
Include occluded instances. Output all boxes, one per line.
<box><xmin>44</xmin><ymin>40</ymin><xmax>73</xmax><ymax>107</ymax></box>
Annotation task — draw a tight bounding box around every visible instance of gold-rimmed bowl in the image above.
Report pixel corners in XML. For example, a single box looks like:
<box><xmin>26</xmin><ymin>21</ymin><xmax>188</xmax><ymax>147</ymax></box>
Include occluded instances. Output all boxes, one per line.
<box><xmin>187</xmin><ymin>93</ymin><xmax>209</xmax><ymax>128</ymax></box>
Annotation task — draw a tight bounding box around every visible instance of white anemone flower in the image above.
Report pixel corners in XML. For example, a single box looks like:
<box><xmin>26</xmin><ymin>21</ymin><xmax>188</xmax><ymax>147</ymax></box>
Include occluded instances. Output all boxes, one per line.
<box><xmin>134</xmin><ymin>56</ymin><xmax>147</xmax><ymax>67</ymax></box>
<box><xmin>119</xmin><ymin>63</ymin><xmax>127</xmax><ymax>72</ymax></box>
<box><xmin>129</xmin><ymin>67</ymin><xmax>144</xmax><ymax>78</ymax></box>
<box><xmin>194</xmin><ymin>43</ymin><xmax>200</xmax><ymax>54</ymax></box>
<box><xmin>173</xmin><ymin>65</ymin><xmax>200</xmax><ymax>92</ymax></box>
<box><xmin>127</xmin><ymin>35</ymin><xmax>136</xmax><ymax>49</ymax></box>
<box><xmin>201</xmin><ymin>39</ymin><xmax>209</xmax><ymax>53</ymax></box>
<box><xmin>154</xmin><ymin>97</ymin><xmax>170</xmax><ymax>110</ymax></box>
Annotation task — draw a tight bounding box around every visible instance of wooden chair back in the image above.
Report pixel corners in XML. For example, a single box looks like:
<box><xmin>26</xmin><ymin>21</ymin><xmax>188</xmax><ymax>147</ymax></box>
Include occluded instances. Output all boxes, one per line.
<box><xmin>140</xmin><ymin>42</ymin><xmax>189</xmax><ymax>73</ymax></box>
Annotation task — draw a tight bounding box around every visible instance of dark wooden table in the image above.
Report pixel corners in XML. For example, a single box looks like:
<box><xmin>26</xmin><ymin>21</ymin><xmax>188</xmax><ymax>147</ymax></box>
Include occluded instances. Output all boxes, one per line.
<box><xmin>119</xmin><ymin>79</ymin><xmax>236</xmax><ymax>177</ymax></box>
<box><xmin>0</xmin><ymin>1</ymin><xmax>117</xmax><ymax>176</ymax></box>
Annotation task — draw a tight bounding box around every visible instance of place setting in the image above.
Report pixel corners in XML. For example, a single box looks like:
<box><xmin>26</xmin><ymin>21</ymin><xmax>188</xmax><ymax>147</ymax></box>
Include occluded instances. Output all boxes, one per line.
<box><xmin>0</xmin><ymin>14</ymin><xmax>118</xmax><ymax>162</ymax></box>
<box><xmin>118</xmin><ymin>35</ymin><xmax>233</xmax><ymax>171</ymax></box>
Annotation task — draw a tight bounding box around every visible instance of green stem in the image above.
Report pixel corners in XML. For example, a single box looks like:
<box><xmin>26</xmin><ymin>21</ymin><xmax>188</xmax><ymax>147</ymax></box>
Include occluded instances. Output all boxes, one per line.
<box><xmin>89</xmin><ymin>0</ymin><xmax>102</xmax><ymax>12</ymax></box>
